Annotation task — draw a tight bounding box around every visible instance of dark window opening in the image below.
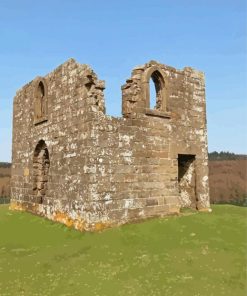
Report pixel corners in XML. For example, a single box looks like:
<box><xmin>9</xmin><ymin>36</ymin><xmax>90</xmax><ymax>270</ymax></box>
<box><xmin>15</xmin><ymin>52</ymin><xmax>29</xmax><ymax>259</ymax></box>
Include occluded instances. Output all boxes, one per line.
<box><xmin>38</xmin><ymin>81</ymin><xmax>45</xmax><ymax>97</ymax></box>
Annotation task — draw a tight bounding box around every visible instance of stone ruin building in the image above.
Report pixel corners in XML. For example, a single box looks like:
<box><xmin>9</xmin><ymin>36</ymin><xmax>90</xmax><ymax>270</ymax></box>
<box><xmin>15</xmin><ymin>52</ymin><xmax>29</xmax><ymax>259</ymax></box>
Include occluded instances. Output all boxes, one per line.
<box><xmin>10</xmin><ymin>59</ymin><xmax>210</xmax><ymax>231</ymax></box>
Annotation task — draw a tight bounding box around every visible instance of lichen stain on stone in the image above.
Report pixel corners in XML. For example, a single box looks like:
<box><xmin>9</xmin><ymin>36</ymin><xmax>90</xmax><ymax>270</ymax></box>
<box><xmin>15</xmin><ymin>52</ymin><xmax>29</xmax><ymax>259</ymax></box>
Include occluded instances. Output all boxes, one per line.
<box><xmin>9</xmin><ymin>201</ymin><xmax>26</xmax><ymax>212</ymax></box>
<box><xmin>53</xmin><ymin>211</ymin><xmax>74</xmax><ymax>228</ymax></box>
<box><xmin>10</xmin><ymin>201</ymin><xmax>115</xmax><ymax>232</ymax></box>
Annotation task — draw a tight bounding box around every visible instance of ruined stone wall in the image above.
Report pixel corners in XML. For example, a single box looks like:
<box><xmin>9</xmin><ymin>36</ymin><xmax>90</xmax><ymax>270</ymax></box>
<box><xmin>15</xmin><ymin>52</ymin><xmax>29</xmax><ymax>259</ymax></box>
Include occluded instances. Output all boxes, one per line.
<box><xmin>11</xmin><ymin>59</ymin><xmax>210</xmax><ymax>231</ymax></box>
<box><xmin>121</xmin><ymin>61</ymin><xmax>209</xmax><ymax>209</ymax></box>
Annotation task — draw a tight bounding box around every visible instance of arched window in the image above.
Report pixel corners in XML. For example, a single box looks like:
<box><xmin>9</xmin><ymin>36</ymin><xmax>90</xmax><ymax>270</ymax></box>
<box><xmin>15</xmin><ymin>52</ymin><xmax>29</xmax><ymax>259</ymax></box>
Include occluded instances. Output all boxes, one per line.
<box><xmin>34</xmin><ymin>79</ymin><xmax>48</xmax><ymax>124</ymax></box>
<box><xmin>149</xmin><ymin>77</ymin><xmax>156</xmax><ymax>109</ymax></box>
<box><xmin>33</xmin><ymin>140</ymin><xmax>50</xmax><ymax>204</ymax></box>
<box><xmin>142</xmin><ymin>66</ymin><xmax>168</xmax><ymax>116</ymax></box>
<box><xmin>149</xmin><ymin>70</ymin><xmax>165</xmax><ymax>110</ymax></box>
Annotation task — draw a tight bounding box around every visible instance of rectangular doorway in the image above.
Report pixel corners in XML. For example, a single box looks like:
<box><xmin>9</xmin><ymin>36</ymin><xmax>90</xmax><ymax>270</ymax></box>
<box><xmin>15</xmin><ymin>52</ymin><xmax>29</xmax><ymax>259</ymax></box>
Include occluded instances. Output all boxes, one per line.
<box><xmin>178</xmin><ymin>154</ymin><xmax>197</xmax><ymax>208</ymax></box>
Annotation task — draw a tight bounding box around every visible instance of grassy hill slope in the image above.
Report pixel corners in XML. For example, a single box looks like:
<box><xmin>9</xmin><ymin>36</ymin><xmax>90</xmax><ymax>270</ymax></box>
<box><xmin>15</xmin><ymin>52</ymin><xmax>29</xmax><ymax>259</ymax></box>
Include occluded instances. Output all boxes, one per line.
<box><xmin>0</xmin><ymin>205</ymin><xmax>246</xmax><ymax>296</ymax></box>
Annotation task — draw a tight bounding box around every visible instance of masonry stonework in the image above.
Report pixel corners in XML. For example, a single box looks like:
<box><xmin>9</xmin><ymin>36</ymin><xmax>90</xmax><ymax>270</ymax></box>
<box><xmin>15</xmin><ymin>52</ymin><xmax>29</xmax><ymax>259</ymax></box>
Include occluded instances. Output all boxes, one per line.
<box><xmin>10</xmin><ymin>59</ymin><xmax>210</xmax><ymax>231</ymax></box>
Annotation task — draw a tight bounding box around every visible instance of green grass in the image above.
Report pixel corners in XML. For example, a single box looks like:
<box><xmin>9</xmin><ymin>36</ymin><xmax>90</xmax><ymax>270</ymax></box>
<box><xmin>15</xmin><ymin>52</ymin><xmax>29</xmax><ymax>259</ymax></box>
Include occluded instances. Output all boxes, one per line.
<box><xmin>0</xmin><ymin>205</ymin><xmax>246</xmax><ymax>296</ymax></box>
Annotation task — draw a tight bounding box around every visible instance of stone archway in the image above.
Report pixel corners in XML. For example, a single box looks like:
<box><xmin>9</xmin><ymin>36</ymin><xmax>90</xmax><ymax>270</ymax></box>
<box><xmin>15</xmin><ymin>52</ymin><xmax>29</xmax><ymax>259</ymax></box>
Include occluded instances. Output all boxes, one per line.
<box><xmin>33</xmin><ymin>140</ymin><xmax>50</xmax><ymax>204</ymax></box>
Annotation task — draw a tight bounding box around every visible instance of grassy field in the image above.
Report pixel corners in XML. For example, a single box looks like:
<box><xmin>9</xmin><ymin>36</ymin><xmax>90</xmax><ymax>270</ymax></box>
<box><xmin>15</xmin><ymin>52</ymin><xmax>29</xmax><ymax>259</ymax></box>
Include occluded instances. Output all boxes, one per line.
<box><xmin>0</xmin><ymin>205</ymin><xmax>246</xmax><ymax>296</ymax></box>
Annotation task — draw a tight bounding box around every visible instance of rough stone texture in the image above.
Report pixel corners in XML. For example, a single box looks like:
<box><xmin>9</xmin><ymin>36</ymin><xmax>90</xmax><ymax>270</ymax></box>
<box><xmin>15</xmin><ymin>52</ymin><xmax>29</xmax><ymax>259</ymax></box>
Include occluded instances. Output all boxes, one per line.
<box><xmin>10</xmin><ymin>59</ymin><xmax>210</xmax><ymax>231</ymax></box>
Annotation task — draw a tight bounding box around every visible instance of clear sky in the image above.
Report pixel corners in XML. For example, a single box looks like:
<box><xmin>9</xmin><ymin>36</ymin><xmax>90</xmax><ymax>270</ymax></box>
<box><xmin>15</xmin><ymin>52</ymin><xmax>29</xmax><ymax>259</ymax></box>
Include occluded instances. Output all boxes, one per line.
<box><xmin>0</xmin><ymin>0</ymin><xmax>246</xmax><ymax>162</ymax></box>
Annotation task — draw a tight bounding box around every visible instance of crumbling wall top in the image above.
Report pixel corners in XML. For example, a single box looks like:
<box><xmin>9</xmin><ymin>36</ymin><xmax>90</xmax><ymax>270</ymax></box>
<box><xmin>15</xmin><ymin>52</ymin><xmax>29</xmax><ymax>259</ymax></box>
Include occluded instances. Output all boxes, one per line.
<box><xmin>121</xmin><ymin>60</ymin><xmax>204</xmax><ymax>118</ymax></box>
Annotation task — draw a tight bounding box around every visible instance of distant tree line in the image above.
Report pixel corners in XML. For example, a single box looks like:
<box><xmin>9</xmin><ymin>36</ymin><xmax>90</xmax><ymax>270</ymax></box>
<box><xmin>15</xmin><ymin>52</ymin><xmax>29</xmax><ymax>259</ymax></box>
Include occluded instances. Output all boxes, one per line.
<box><xmin>0</xmin><ymin>173</ymin><xmax>10</xmax><ymax>178</ymax></box>
<box><xmin>0</xmin><ymin>184</ymin><xmax>10</xmax><ymax>204</ymax></box>
<box><xmin>212</xmin><ymin>194</ymin><xmax>247</xmax><ymax>207</ymax></box>
<box><xmin>0</xmin><ymin>185</ymin><xmax>10</xmax><ymax>197</ymax></box>
<box><xmin>208</xmin><ymin>151</ymin><xmax>247</xmax><ymax>161</ymax></box>
<box><xmin>0</xmin><ymin>163</ymin><xmax>11</xmax><ymax>203</ymax></box>
<box><xmin>0</xmin><ymin>162</ymin><xmax>11</xmax><ymax>168</ymax></box>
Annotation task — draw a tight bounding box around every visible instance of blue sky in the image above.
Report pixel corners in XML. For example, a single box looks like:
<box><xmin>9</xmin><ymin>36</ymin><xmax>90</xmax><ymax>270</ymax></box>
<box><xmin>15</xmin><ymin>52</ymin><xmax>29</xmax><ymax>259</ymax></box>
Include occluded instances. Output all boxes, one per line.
<box><xmin>0</xmin><ymin>0</ymin><xmax>246</xmax><ymax>161</ymax></box>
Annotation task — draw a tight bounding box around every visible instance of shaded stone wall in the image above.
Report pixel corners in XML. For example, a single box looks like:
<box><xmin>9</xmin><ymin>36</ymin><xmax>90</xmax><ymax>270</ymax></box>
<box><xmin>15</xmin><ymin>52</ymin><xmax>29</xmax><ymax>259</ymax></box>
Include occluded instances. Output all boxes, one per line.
<box><xmin>11</xmin><ymin>59</ymin><xmax>210</xmax><ymax>231</ymax></box>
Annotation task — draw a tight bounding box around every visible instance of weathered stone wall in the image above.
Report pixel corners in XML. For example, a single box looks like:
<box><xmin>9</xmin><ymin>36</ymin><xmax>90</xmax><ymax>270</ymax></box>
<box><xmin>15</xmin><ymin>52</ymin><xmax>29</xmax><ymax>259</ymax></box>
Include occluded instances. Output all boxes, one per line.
<box><xmin>11</xmin><ymin>59</ymin><xmax>210</xmax><ymax>231</ymax></box>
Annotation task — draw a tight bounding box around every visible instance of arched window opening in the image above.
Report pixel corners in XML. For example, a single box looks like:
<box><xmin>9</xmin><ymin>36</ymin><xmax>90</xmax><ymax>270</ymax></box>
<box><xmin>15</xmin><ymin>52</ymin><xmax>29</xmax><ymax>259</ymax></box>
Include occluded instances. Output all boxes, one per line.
<box><xmin>149</xmin><ymin>78</ymin><xmax>156</xmax><ymax>109</ymax></box>
<box><xmin>33</xmin><ymin>140</ymin><xmax>50</xmax><ymax>204</ymax></box>
<box><xmin>38</xmin><ymin>81</ymin><xmax>45</xmax><ymax>98</ymax></box>
<box><xmin>150</xmin><ymin>70</ymin><xmax>165</xmax><ymax>110</ymax></box>
<box><xmin>34</xmin><ymin>79</ymin><xmax>47</xmax><ymax>124</ymax></box>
